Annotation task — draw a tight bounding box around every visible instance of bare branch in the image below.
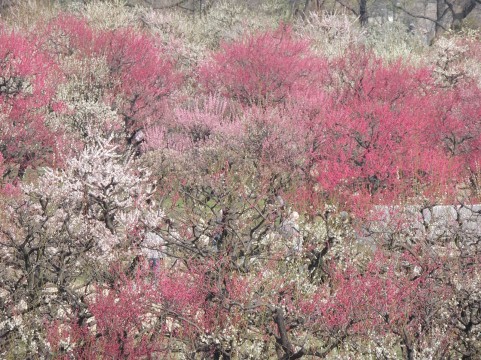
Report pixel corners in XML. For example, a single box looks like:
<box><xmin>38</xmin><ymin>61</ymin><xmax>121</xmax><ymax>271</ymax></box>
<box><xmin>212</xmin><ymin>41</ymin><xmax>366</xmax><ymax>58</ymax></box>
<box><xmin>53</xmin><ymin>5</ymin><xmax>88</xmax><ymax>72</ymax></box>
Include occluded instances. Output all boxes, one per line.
<box><xmin>395</xmin><ymin>4</ymin><xmax>449</xmax><ymax>31</ymax></box>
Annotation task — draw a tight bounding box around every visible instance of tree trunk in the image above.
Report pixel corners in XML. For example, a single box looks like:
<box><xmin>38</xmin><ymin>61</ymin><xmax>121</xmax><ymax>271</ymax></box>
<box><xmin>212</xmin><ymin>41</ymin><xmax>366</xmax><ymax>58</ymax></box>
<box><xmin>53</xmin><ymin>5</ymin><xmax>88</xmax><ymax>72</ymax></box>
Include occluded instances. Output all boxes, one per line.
<box><xmin>452</xmin><ymin>0</ymin><xmax>477</xmax><ymax>30</ymax></box>
<box><xmin>359</xmin><ymin>0</ymin><xmax>368</xmax><ymax>26</ymax></box>
<box><xmin>435</xmin><ymin>0</ymin><xmax>448</xmax><ymax>39</ymax></box>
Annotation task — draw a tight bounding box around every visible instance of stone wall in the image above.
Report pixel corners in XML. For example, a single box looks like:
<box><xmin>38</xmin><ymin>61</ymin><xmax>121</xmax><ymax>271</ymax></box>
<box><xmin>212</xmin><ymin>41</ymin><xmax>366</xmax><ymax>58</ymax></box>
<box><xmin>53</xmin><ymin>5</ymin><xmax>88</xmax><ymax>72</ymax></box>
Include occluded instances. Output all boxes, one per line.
<box><xmin>360</xmin><ymin>204</ymin><xmax>481</xmax><ymax>246</ymax></box>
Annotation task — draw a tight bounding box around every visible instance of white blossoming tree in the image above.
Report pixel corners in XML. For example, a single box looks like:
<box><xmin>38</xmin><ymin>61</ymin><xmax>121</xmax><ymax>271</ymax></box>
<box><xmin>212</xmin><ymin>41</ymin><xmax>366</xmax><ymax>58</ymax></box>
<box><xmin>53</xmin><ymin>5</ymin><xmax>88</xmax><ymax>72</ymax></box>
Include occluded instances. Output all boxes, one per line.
<box><xmin>0</xmin><ymin>136</ymin><xmax>162</xmax><ymax>358</ymax></box>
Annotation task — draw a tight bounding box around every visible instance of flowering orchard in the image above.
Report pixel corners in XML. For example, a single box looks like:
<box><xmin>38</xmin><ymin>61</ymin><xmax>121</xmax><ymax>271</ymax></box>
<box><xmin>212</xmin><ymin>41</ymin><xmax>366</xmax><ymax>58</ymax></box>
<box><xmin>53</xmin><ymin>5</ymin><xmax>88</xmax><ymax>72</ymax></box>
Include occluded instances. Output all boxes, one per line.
<box><xmin>1</xmin><ymin>2</ymin><xmax>481</xmax><ymax>359</ymax></box>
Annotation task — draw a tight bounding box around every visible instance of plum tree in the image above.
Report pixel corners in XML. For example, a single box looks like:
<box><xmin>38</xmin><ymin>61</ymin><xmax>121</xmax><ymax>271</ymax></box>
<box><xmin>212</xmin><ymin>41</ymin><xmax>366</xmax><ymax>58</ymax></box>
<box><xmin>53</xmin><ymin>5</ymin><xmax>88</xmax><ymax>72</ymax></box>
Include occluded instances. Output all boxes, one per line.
<box><xmin>2</xmin><ymin>8</ymin><xmax>481</xmax><ymax>360</ymax></box>
<box><xmin>0</xmin><ymin>27</ymin><xmax>64</xmax><ymax>179</ymax></box>
<box><xmin>198</xmin><ymin>26</ymin><xmax>326</xmax><ymax>107</ymax></box>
